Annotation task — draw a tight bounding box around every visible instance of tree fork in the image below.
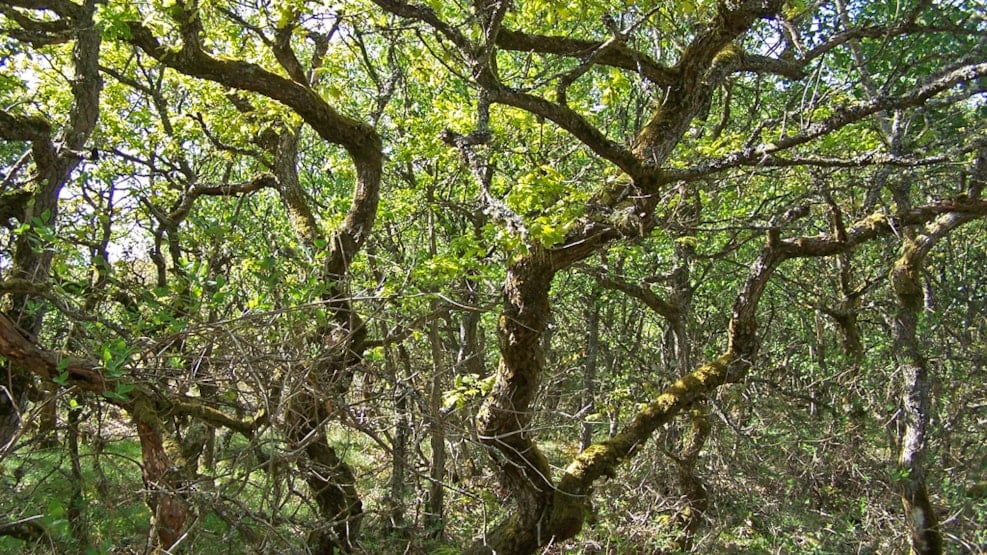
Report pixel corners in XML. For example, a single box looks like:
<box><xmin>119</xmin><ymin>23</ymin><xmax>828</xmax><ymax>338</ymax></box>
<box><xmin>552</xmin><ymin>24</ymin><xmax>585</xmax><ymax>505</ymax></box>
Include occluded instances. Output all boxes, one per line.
<box><xmin>548</xmin><ymin>352</ymin><xmax>740</xmax><ymax>540</ymax></box>
<box><xmin>889</xmin><ymin>147</ymin><xmax>987</xmax><ymax>554</ymax></box>
<box><xmin>470</xmin><ymin>253</ymin><xmax>556</xmax><ymax>555</ymax></box>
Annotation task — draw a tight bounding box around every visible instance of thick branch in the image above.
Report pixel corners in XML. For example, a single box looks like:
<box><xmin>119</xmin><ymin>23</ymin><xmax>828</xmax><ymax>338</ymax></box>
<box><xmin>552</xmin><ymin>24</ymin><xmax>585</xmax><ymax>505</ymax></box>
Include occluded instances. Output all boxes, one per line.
<box><xmin>554</xmin><ymin>352</ymin><xmax>736</xmax><ymax>504</ymax></box>
<box><xmin>494</xmin><ymin>28</ymin><xmax>678</xmax><ymax>85</ymax></box>
<box><xmin>543</xmin><ymin>223</ymin><xmax>782</xmax><ymax>546</ymax></box>
<box><xmin>169</xmin><ymin>397</ymin><xmax>262</xmax><ymax>438</ymax></box>
<box><xmin>633</xmin><ymin>0</ymin><xmax>784</xmax><ymax>166</ymax></box>
<box><xmin>370</xmin><ymin>0</ymin><xmax>474</xmax><ymax>53</ymax></box>
<box><xmin>273</xmin><ymin>126</ymin><xmax>322</xmax><ymax>247</ymax></box>
<box><xmin>125</xmin><ymin>16</ymin><xmax>382</xmax><ymax>277</ymax></box>
<box><xmin>0</xmin><ymin>110</ymin><xmax>53</xmax><ymax>143</ymax></box>
<box><xmin>0</xmin><ymin>312</ymin><xmax>106</xmax><ymax>390</ymax></box>
<box><xmin>543</xmin><ymin>192</ymin><xmax>987</xmax><ymax>542</ymax></box>
<box><xmin>0</xmin><ymin>190</ymin><xmax>32</xmax><ymax>227</ymax></box>
<box><xmin>738</xmin><ymin>52</ymin><xmax>804</xmax><ymax>79</ymax></box>
<box><xmin>489</xmin><ymin>86</ymin><xmax>644</xmax><ymax>176</ymax></box>
<box><xmin>486</xmin><ymin>86</ymin><xmax>645</xmax><ymax>176</ymax></box>
<box><xmin>549</xmin><ymin>238</ymin><xmax>784</xmax><ymax>540</ymax></box>
<box><xmin>124</xmin><ymin>23</ymin><xmax>380</xmax><ymax>161</ymax></box>
<box><xmin>591</xmin><ymin>271</ymin><xmax>681</xmax><ymax>323</ymax></box>
<box><xmin>273</xmin><ymin>19</ymin><xmax>308</xmax><ymax>84</ymax></box>
<box><xmin>0</xmin><ymin>312</ymin><xmax>262</xmax><ymax>437</ymax></box>
<box><xmin>779</xmin><ymin>200</ymin><xmax>987</xmax><ymax>258</ymax></box>
<box><xmin>0</xmin><ymin>517</ymin><xmax>47</xmax><ymax>542</ymax></box>
<box><xmin>0</xmin><ymin>111</ymin><xmax>57</xmax><ymax>171</ymax></box>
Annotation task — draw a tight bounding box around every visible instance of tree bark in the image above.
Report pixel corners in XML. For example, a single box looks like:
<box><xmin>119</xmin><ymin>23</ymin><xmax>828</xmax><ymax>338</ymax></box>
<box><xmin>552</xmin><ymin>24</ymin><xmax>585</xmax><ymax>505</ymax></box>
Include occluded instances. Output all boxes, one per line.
<box><xmin>66</xmin><ymin>400</ymin><xmax>89</xmax><ymax>548</ymax></box>
<box><xmin>667</xmin><ymin>215</ymin><xmax>709</xmax><ymax>550</ymax></box>
<box><xmin>0</xmin><ymin>312</ymin><xmax>264</xmax><ymax>551</ymax></box>
<box><xmin>459</xmin><ymin>4</ymin><xmax>791</xmax><ymax>550</ymax></box>
<box><xmin>426</xmin><ymin>307</ymin><xmax>447</xmax><ymax>538</ymax></box>
<box><xmin>286</xmin><ymin>377</ymin><xmax>363</xmax><ymax>554</ymax></box>
<box><xmin>889</xmin><ymin>148</ymin><xmax>986</xmax><ymax>554</ymax></box>
<box><xmin>424</xmin><ymin>185</ymin><xmax>448</xmax><ymax>538</ymax></box>
<box><xmin>470</xmin><ymin>253</ymin><xmax>556</xmax><ymax>555</ymax></box>
<box><xmin>891</xmin><ymin>243</ymin><xmax>943</xmax><ymax>555</ymax></box>
<box><xmin>0</xmin><ymin>0</ymin><xmax>102</xmax><ymax>447</ymax></box>
<box><xmin>671</xmin><ymin>405</ymin><xmax>711</xmax><ymax>550</ymax></box>
<box><xmin>466</xmin><ymin>221</ymin><xmax>790</xmax><ymax>555</ymax></box>
<box><xmin>132</xmin><ymin>399</ymin><xmax>188</xmax><ymax>552</ymax></box>
<box><xmin>385</xmin><ymin>343</ymin><xmax>412</xmax><ymax>530</ymax></box>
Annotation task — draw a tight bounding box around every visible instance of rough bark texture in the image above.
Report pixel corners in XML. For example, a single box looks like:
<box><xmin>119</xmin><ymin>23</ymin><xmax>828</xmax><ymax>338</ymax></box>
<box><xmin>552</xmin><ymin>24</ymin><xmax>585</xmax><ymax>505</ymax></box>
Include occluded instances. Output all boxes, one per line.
<box><xmin>547</xmin><ymin>352</ymin><xmax>741</xmax><ymax>544</ymax></box>
<box><xmin>889</xmin><ymin>148</ymin><xmax>986</xmax><ymax>554</ymax></box>
<box><xmin>125</xmin><ymin>4</ymin><xmax>383</xmax><ymax>281</ymax></box>
<box><xmin>467</xmin><ymin>235</ymin><xmax>782</xmax><ymax>554</ymax></box>
<box><xmin>289</xmin><ymin>408</ymin><xmax>363</xmax><ymax>554</ymax></box>
<box><xmin>672</xmin><ymin>406</ymin><xmax>711</xmax><ymax>550</ymax></box>
<box><xmin>0</xmin><ymin>312</ymin><xmax>261</xmax><ymax>550</ymax></box>
<box><xmin>461</xmin><ymin>191</ymin><xmax>977</xmax><ymax>553</ymax></box>
<box><xmin>124</xmin><ymin>7</ymin><xmax>383</xmax><ymax>550</ymax></box>
<box><xmin>426</xmin><ymin>310</ymin><xmax>447</xmax><ymax>538</ymax></box>
<box><xmin>274</xmin><ymin>117</ymin><xmax>367</xmax><ymax>553</ymax></box>
<box><xmin>1</xmin><ymin>314</ymin><xmax>192</xmax><ymax>551</ymax></box>
<box><xmin>891</xmin><ymin>242</ymin><xmax>942</xmax><ymax>555</ymax></box>
<box><xmin>0</xmin><ymin>0</ymin><xmax>102</xmax><ymax>447</ymax></box>
<box><xmin>285</xmin><ymin>322</ymin><xmax>366</xmax><ymax>554</ymax></box>
<box><xmin>3</xmin><ymin>2</ymin><xmax>982</xmax><ymax>554</ymax></box>
<box><xmin>133</xmin><ymin>399</ymin><xmax>188</xmax><ymax>552</ymax></box>
<box><xmin>470</xmin><ymin>253</ymin><xmax>556</xmax><ymax>555</ymax></box>
<box><xmin>439</xmin><ymin>0</ymin><xmax>987</xmax><ymax>550</ymax></box>
<box><xmin>386</xmin><ymin>344</ymin><xmax>412</xmax><ymax>529</ymax></box>
<box><xmin>462</xmin><ymin>4</ymin><xmax>786</xmax><ymax>552</ymax></box>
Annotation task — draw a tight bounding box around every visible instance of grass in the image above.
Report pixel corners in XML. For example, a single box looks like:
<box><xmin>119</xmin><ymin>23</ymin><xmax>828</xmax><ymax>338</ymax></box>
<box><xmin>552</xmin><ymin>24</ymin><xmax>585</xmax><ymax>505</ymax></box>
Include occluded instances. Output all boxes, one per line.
<box><xmin>1</xmin><ymin>437</ymin><xmax>148</xmax><ymax>553</ymax></box>
<box><xmin>0</xmin><ymin>427</ymin><xmax>316</xmax><ymax>554</ymax></box>
<box><xmin>3</xmin><ymin>399</ymin><xmax>984</xmax><ymax>555</ymax></box>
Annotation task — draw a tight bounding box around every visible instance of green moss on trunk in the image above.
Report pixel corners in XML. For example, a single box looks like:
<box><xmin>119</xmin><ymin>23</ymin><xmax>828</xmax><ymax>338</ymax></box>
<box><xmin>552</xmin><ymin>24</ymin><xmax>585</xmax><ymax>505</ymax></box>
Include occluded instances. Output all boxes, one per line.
<box><xmin>547</xmin><ymin>353</ymin><xmax>737</xmax><ymax>543</ymax></box>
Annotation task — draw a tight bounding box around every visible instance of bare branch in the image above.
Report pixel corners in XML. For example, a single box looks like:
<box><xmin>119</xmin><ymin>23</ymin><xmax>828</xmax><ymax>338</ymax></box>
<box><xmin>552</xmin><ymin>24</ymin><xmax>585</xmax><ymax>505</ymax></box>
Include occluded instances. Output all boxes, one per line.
<box><xmin>494</xmin><ymin>28</ymin><xmax>678</xmax><ymax>85</ymax></box>
<box><xmin>664</xmin><ymin>62</ymin><xmax>987</xmax><ymax>184</ymax></box>
<box><xmin>486</xmin><ymin>86</ymin><xmax>644</xmax><ymax>176</ymax></box>
<box><xmin>370</xmin><ymin>0</ymin><xmax>474</xmax><ymax>54</ymax></box>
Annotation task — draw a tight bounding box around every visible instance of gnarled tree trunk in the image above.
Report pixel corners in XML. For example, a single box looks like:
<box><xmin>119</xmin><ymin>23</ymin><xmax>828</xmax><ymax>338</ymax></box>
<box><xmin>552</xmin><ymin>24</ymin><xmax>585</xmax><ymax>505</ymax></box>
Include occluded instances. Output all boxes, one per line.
<box><xmin>889</xmin><ymin>148</ymin><xmax>986</xmax><ymax>554</ymax></box>
<box><xmin>471</xmin><ymin>254</ymin><xmax>556</xmax><ymax>554</ymax></box>
<box><xmin>132</xmin><ymin>399</ymin><xmax>188</xmax><ymax>552</ymax></box>
<box><xmin>286</xmin><ymin>398</ymin><xmax>363</xmax><ymax>554</ymax></box>
<box><xmin>0</xmin><ymin>0</ymin><xmax>102</xmax><ymax>447</ymax></box>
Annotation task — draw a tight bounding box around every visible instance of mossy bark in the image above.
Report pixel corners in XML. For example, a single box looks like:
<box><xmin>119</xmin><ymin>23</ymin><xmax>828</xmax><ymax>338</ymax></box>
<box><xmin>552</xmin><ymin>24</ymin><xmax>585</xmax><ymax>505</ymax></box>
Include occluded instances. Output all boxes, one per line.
<box><xmin>131</xmin><ymin>398</ymin><xmax>188</xmax><ymax>552</ymax></box>
<box><xmin>891</xmin><ymin>247</ymin><xmax>943</xmax><ymax>555</ymax></box>
<box><xmin>469</xmin><ymin>254</ymin><xmax>556</xmax><ymax>555</ymax></box>
<box><xmin>286</xmin><ymin>347</ymin><xmax>364</xmax><ymax>554</ymax></box>
<box><xmin>0</xmin><ymin>0</ymin><xmax>102</xmax><ymax>448</ymax></box>
<box><xmin>466</xmin><ymin>346</ymin><xmax>745</xmax><ymax>555</ymax></box>
<box><xmin>548</xmin><ymin>353</ymin><xmax>737</xmax><ymax>540</ymax></box>
<box><xmin>886</xmin><ymin>148</ymin><xmax>987</xmax><ymax>554</ymax></box>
